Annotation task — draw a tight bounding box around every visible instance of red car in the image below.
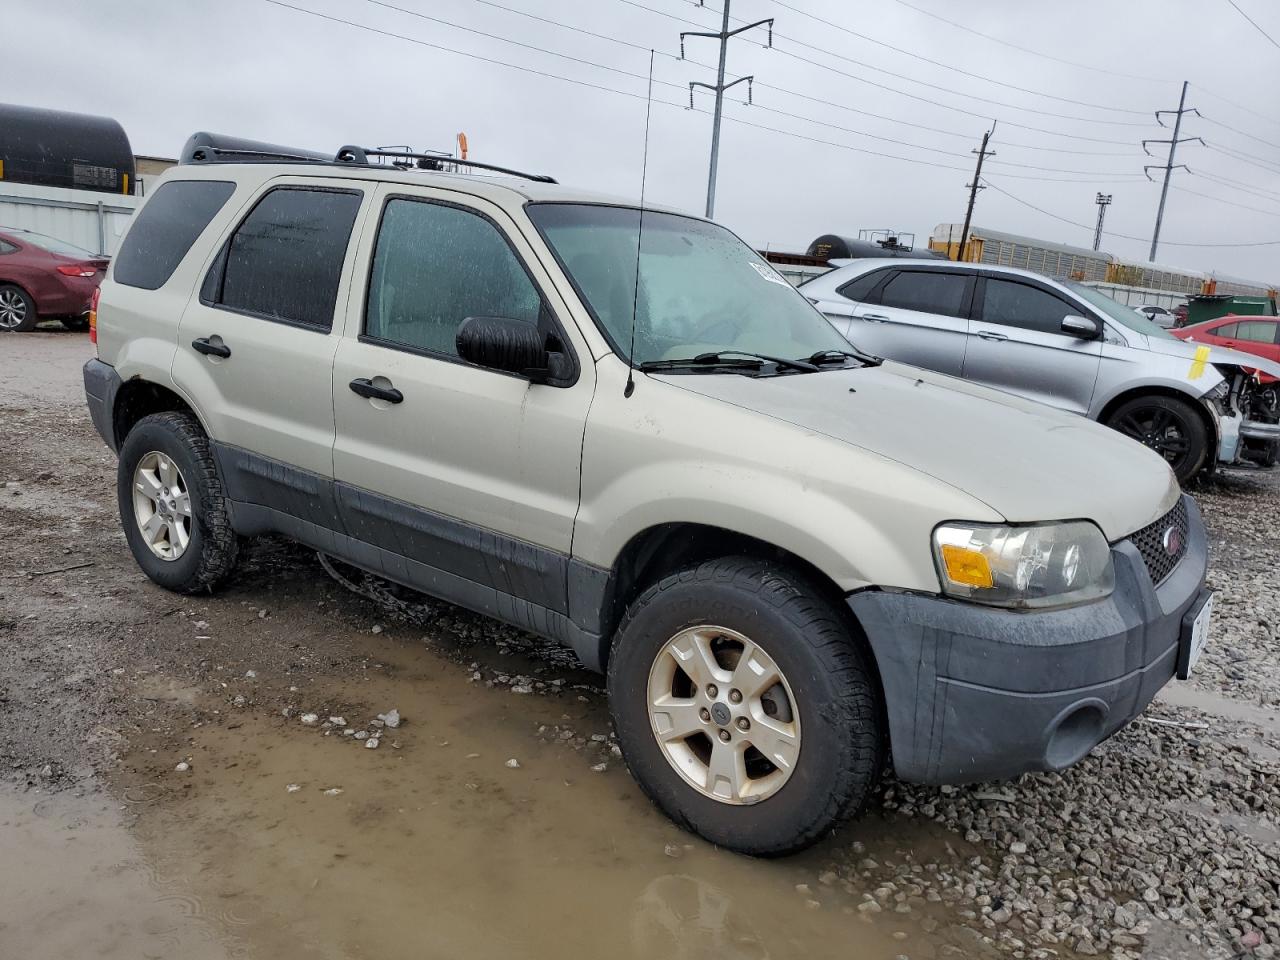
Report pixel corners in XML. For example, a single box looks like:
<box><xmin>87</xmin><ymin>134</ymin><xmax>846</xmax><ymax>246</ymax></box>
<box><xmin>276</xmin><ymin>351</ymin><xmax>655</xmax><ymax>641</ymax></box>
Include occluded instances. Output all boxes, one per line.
<box><xmin>1172</xmin><ymin>314</ymin><xmax>1280</xmax><ymax>372</ymax></box>
<box><xmin>0</xmin><ymin>227</ymin><xmax>109</xmax><ymax>332</ymax></box>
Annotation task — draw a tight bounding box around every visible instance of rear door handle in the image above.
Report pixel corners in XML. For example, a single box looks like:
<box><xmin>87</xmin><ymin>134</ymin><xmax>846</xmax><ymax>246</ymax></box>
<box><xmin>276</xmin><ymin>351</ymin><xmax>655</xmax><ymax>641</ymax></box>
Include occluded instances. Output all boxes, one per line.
<box><xmin>858</xmin><ymin>313</ymin><xmax>891</xmax><ymax>323</ymax></box>
<box><xmin>976</xmin><ymin>330</ymin><xmax>1009</xmax><ymax>342</ymax></box>
<box><xmin>349</xmin><ymin>377</ymin><xmax>404</xmax><ymax>404</ymax></box>
<box><xmin>191</xmin><ymin>336</ymin><xmax>231</xmax><ymax>358</ymax></box>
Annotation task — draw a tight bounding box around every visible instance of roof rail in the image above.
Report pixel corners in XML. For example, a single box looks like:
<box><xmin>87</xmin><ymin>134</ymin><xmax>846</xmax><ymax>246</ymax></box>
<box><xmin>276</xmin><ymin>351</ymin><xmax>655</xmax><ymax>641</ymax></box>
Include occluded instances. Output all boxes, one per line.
<box><xmin>179</xmin><ymin>133</ymin><xmax>555</xmax><ymax>183</ymax></box>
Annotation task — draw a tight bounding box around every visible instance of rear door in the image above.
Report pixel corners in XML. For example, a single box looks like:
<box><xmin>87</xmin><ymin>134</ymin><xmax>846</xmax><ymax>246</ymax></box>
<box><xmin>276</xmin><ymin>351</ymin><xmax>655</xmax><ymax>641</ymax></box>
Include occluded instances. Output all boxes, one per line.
<box><xmin>1225</xmin><ymin>319</ymin><xmax>1280</xmax><ymax>363</ymax></box>
<box><xmin>173</xmin><ymin>177</ymin><xmax>369</xmax><ymax>526</ymax></box>
<box><xmin>962</xmin><ymin>274</ymin><xmax>1102</xmax><ymax>414</ymax></box>
<box><xmin>835</xmin><ymin>267</ymin><xmax>973</xmax><ymax>375</ymax></box>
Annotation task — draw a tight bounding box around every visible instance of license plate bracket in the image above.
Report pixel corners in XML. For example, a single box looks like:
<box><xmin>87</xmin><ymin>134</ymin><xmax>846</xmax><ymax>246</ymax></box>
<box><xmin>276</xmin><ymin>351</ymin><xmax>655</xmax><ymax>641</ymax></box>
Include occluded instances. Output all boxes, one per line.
<box><xmin>1176</xmin><ymin>590</ymin><xmax>1213</xmax><ymax>680</ymax></box>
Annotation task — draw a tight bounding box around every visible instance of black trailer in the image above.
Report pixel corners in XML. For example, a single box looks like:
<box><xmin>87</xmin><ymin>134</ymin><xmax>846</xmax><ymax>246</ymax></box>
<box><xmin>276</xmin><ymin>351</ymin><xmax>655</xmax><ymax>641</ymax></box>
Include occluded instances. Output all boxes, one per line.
<box><xmin>0</xmin><ymin>102</ymin><xmax>135</xmax><ymax>195</ymax></box>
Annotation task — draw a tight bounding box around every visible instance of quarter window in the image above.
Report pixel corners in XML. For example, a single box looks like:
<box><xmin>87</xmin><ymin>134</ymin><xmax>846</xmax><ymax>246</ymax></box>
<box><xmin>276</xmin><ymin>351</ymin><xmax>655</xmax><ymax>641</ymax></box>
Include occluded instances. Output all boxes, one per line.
<box><xmin>114</xmin><ymin>180</ymin><xmax>236</xmax><ymax>290</ymax></box>
<box><xmin>0</xmin><ymin>240</ymin><xmax>16</xmax><ymax>255</ymax></box>
<box><xmin>365</xmin><ymin>198</ymin><xmax>542</xmax><ymax>358</ymax></box>
<box><xmin>876</xmin><ymin>270</ymin><xmax>969</xmax><ymax>318</ymax></box>
<box><xmin>981</xmin><ymin>278</ymin><xmax>1078</xmax><ymax>335</ymax></box>
<box><xmin>835</xmin><ymin>269</ymin><xmax>888</xmax><ymax>304</ymax></box>
<box><xmin>206</xmin><ymin>187</ymin><xmax>362</xmax><ymax>331</ymax></box>
<box><xmin>1212</xmin><ymin>322</ymin><xmax>1239</xmax><ymax>339</ymax></box>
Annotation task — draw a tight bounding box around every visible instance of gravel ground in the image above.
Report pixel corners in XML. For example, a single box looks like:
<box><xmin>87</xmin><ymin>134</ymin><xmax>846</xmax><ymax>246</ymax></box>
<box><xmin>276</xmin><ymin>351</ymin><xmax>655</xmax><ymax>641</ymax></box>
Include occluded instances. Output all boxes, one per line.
<box><xmin>2</xmin><ymin>333</ymin><xmax>1277</xmax><ymax>960</ymax></box>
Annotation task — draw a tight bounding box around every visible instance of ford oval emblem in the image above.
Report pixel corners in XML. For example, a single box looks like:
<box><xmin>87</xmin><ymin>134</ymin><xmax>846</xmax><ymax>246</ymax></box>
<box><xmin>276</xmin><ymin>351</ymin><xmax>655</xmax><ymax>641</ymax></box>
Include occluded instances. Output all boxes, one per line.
<box><xmin>1162</xmin><ymin>525</ymin><xmax>1184</xmax><ymax>557</ymax></box>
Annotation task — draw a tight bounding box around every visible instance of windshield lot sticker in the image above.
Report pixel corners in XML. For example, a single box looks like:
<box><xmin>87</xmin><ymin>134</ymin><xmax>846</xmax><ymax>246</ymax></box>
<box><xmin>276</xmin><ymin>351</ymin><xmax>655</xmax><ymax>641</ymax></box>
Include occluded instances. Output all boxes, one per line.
<box><xmin>749</xmin><ymin>262</ymin><xmax>791</xmax><ymax>287</ymax></box>
<box><xmin>1188</xmin><ymin>345</ymin><xmax>1210</xmax><ymax>380</ymax></box>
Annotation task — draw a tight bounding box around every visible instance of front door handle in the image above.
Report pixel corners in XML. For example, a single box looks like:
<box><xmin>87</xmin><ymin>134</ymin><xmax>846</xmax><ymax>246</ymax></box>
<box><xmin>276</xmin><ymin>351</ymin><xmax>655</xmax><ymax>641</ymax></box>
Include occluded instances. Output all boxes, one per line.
<box><xmin>349</xmin><ymin>377</ymin><xmax>404</xmax><ymax>404</ymax></box>
<box><xmin>191</xmin><ymin>336</ymin><xmax>231</xmax><ymax>358</ymax></box>
<box><xmin>976</xmin><ymin>330</ymin><xmax>1009</xmax><ymax>342</ymax></box>
<box><xmin>858</xmin><ymin>313</ymin><xmax>891</xmax><ymax>323</ymax></box>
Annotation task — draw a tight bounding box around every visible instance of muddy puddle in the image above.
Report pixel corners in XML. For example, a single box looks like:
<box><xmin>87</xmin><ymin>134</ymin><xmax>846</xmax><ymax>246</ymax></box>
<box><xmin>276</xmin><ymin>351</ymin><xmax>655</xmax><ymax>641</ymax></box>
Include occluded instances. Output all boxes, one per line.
<box><xmin>6</xmin><ymin>635</ymin><xmax>997</xmax><ymax>960</ymax></box>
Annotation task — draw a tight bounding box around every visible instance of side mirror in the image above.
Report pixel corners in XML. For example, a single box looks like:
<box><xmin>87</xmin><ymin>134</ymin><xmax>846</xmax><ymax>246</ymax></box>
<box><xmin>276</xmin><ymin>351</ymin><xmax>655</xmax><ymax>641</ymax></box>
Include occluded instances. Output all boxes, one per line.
<box><xmin>456</xmin><ymin>316</ymin><xmax>552</xmax><ymax>382</ymax></box>
<box><xmin>1061</xmin><ymin>314</ymin><xmax>1100</xmax><ymax>339</ymax></box>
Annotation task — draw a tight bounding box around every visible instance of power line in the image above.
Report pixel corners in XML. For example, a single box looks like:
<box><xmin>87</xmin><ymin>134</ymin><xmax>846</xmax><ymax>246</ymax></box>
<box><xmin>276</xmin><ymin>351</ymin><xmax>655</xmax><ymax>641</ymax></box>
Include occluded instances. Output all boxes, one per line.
<box><xmin>1192</xmin><ymin>169</ymin><xmax>1280</xmax><ymax>205</ymax></box>
<box><xmin>1172</xmin><ymin>184</ymin><xmax>1280</xmax><ymax>219</ymax></box>
<box><xmin>984</xmin><ymin>177</ymin><xmax>1280</xmax><ymax>248</ymax></box>
<box><xmin>767</xmin><ymin>0</ymin><xmax>1150</xmax><ymax>116</ymax></box>
<box><xmin>1193</xmin><ymin>84</ymin><xmax>1280</xmax><ymax>131</ymax></box>
<box><xmin>1223</xmin><ymin>0</ymin><xmax>1280</xmax><ymax>50</ymax></box>
<box><xmin>1204</xmin><ymin>142</ymin><xmax>1280</xmax><ymax>178</ymax></box>
<box><xmin>1201</xmin><ymin>115</ymin><xmax>1280</xmax><ymax>152</ymax></box>
<box><xmin>881</xmin><ymin>0</ymin><xmax>1168</xmax><ymax>82</ymax></box>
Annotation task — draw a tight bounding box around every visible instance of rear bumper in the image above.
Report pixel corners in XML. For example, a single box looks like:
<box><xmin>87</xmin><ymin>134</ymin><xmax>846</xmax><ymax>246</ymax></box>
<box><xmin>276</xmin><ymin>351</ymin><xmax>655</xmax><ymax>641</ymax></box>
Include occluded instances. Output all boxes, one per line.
<box><xmin>849</xmin><ymin>494</ymin><xmax>1209</xmax><ymax>785</ymax></box>
<box><xmin>83</xmin><ymin>358</ymin><xmax>122</xmax><ymax>452</ymax></box>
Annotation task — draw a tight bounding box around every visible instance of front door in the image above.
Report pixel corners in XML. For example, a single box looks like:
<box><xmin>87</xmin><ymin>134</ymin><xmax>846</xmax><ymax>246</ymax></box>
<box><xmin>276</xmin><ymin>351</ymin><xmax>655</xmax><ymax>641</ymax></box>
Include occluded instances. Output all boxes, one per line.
<box><xmin>962</xmin><ymin>275</ymin><xmax>1102</xmax><ymax>415</ymax></box>
<box><xmin>330</xmin><ymin>184</ymin><xmax>594</xmax><ymax>614</ymax></box>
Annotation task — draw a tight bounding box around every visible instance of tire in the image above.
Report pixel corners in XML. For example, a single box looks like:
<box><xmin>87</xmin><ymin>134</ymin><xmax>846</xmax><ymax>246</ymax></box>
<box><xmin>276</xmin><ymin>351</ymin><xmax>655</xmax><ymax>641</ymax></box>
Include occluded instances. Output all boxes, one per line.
<box><xmin>117</xmin><ymin>411</ymin><xmax>239</xmax><ymax>593</ymax></box>
<box><xmin>607</xmin><ymin>556</ymin><xmax>885</xmax><ymax>857</ymax></box>
<box><xmin>60</xmin><ymin>315</ymin><xmax>90</xmax><ymax>332</ymax></box>
<box><xmin>0</xmin><ymin>284</ymin><xmax>37</xmax><ymax>332</ymax></box>
<box><xmin>1105</xmin><ymin>395</ymin><xmax>1209</xmax><ymax>484</ymax></box>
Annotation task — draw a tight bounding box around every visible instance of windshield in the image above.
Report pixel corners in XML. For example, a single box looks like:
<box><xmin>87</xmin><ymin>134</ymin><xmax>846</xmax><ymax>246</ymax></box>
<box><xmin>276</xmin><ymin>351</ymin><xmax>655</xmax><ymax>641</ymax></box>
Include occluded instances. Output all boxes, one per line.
<box><xmin>10</xmin><ymin>229</ymin><xmax>98</xmax><ymax>260</ymax></box>
<box><xmin>1066</xmin><ymin>282</ymin><xmax>1177</xmax><ymax>340</ymax></box>
<box><xmin>527</xmin><ymin>203</ymin><xmax>849</xmax><ymax>366</ymax></box>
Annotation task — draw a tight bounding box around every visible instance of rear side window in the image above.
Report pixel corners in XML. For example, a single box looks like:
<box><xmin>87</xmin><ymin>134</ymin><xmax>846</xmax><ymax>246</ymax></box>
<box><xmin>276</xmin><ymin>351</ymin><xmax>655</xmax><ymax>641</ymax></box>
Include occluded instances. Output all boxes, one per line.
<box><xmin>1235</xmin><ymin>320</ymin><xmax>1277</xmax><ymax>343</ymax></box>
<box><xmin>113</xmin><ymin>180</ymin><xmax>235</xmax><ymax>289</ymax></box>
<box><xmin>981</xmin><ymin>278</ymin><xmax>1078</xmax><ymax>335</ymax></box>
<box><xmin>835</xmin><ymin>269</ymin><xmax>888</xmax><ymax>304</ymax></box>
<box><xmin>206</xmin><ymin>187</ymin><xmax>362</xmax><ymax>331</ymax></box>
<box><xmin>364</xmin><ymin>198</ymin><xmax>542</xmax><ymax>357</ymax></box>
<box><xmin>1211</xmin><ymin>321</ymin><xmax>1238</xmax><ymax>338</ymax></box>
<box><xmin>0</xmin><ymin>240</ymin><xmax>16</xmax><ymax>255</ymax></box>
<box><xmin>878</xmin><ymin>270</ymin><xmax>969</xmax><ymax>318</ymax></box>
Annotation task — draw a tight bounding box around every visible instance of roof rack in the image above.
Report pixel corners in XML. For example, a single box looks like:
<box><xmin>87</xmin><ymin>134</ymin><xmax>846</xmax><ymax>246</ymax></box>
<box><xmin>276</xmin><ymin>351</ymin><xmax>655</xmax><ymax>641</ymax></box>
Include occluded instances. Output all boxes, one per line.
<box><xmin>179</xmin><ymin>133</ymin><xmax>555</xmax><ymax>184</ymax></box>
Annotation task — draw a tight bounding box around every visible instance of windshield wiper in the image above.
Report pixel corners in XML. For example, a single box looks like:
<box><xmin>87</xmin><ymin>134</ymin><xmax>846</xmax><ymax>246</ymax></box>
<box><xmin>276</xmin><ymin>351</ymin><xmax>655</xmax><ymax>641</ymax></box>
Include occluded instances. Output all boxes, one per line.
<box><xmin>640</xmin><ymin>351</ymin><xmax>819</xmax><ymax>374</ymax></box>
<box><xmin>804</xmin><ymin>348</ymin><xmax>884</xmax><ymax>368</ymax></box>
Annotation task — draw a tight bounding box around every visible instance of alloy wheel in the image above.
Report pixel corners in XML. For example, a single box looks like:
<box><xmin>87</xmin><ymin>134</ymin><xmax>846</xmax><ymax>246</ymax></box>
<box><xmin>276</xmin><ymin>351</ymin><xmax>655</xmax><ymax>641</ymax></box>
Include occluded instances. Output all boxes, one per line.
<box><xmin>132</xmin><ymin>451</ymin><xmax>192</xmax><ymax>561</ymax></box>
<box><xmin>647</xmin><ymin>625</ymin><xmax>801</xmax><ymax>805</ymax></box>
<box><xmin>1115</xmin><ymin>405</ymin><xmax>1193</xmax><ymax>473</ymax></box>
<box><xmin>0</xmin><ymin>289</ymin><xmax>28</xmax><ymax>330</ymax></box>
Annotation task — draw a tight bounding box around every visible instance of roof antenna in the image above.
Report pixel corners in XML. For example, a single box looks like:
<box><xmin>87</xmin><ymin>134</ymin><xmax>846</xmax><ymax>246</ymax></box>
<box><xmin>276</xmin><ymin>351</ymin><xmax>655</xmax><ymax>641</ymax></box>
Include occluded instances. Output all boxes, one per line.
<box><xmin>625</xmin><ymin>49</ymin><xmax>656</xmax><ymax>399</ymax></box>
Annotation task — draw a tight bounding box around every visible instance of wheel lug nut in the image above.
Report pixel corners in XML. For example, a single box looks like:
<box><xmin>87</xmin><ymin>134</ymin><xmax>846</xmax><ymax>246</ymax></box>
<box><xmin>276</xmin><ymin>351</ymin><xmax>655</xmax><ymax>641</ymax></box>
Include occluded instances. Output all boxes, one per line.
<box><xmin>736</xmin><ymin>717</ymin><xmax>750</xmax><ymax>731</ymax></box>
<box><xmin>718</xmin><ymin>729</ymin><xmax>731</xmax><ymax>743</ymax></box>
<box><xmin>728</xmin><ymin>689</ymin><xmax>742</xmax><ymax>703</ymax></box>
<box><xmin>706</xmin><ymin>684</ymin><xmax>718</xmax><ymax>698</ymax></box>
<box><xmin>699</xmin><ymin>708</ymin><xmax>711</xmax><ymax>722</ymax></box>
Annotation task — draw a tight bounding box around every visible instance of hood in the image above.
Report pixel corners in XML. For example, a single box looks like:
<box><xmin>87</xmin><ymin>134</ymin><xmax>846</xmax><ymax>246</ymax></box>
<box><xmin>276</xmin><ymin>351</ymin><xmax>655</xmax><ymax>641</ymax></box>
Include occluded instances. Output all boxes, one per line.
<box><xmin>1146</xmin><ymin>334</ymin><xmax>1280</xmax><ymax>380</ymax></box>
<box><xmin>656</xmin><ymin>362</ymin><xmax>1179</xmax><ymax>541</ymax></box>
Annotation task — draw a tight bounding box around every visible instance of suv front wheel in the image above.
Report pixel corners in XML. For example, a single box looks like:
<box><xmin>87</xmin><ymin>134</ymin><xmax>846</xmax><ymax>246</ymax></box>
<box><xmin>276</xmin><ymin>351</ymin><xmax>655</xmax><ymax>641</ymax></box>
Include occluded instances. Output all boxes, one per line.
<box><xmin>117</xmin><ymin>412</ymin><xmax>239</xmax><ymax>593</ymax></box>
<box><xmin>607</xmin><ymin>557</ymin><xmax>885</xmax><ymax>856</ymax></box>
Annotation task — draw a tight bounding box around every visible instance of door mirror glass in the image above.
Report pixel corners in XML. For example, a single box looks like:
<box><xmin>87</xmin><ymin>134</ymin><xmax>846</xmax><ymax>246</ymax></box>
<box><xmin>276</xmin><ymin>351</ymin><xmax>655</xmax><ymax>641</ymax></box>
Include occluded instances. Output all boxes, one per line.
<box><xmin>1061</xmin><ymin>314</ymin><xmax>1100</xmax><ymax>339</ymax></box>
<box><xmin>456</xmin><ymin>316</ymin><xmax>552</xmax><ymax>381</ymax></box>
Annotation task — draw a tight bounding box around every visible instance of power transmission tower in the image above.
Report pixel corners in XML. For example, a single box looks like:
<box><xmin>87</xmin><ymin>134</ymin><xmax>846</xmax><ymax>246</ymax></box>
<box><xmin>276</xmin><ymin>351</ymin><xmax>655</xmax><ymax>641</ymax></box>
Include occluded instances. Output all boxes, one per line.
<box><xmin>957</xmin><ymin>124</ymin><xmax>996</xmax><ymax>262</ymax></box>
<box><xmin>680</xmin><ymin>0</ymin><xmax>773</xmax><ymax>219</ymax></box>
<box><xmin>1093</xmin><ymin>193</ymin><xmax>1112</xmax><ymax>251</ymax></box>
<box><xmin>1143</xmin><ymin>81</ymin><xmax>1203</xmax><ymax>262</ymax></box>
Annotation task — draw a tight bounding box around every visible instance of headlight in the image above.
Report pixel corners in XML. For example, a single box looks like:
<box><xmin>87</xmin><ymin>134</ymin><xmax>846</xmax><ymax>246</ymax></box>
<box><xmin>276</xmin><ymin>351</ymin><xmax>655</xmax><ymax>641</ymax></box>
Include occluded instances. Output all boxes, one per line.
<box><xmin>932</xmin><ymin>521</ymin><xmax>1114</xmax><ymax>609</ymax></box>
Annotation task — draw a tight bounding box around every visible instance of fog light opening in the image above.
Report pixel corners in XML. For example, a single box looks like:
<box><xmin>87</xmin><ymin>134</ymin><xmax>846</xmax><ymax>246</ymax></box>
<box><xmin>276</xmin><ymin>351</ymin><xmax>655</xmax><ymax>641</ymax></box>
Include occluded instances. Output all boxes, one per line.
<box><xmin>1045</xmin><ymin>702</ymin><xmax>1107</xmax><ymax>770</ymax></box>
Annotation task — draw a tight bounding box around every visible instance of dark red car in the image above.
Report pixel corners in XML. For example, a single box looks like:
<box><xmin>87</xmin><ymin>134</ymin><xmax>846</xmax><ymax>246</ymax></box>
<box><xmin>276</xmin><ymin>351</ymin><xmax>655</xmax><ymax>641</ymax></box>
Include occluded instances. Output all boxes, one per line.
<box><xmin>0</xmin><ymin>227</ymin><xmax>109</xmax><ymax>332</ymax></box>
<box><xmin>1172</xmin><ymin>314</ymin><xmax>1280</xmax><ymax>370</ymax></box>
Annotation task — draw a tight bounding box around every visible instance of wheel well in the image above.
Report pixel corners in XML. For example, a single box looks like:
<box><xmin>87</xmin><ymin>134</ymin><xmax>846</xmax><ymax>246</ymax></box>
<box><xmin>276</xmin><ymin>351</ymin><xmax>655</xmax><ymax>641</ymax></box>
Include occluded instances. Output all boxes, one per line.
<box><xmin>1098</xmin><ymin>386</ymin><xmax>1217</xmax><ymax>449</ymax></box>
<box><xmin>599</xmin><ymin>522</ymin><xmax>857</xmax><ymax>656</ymax></box>
<box><xmin>113</xmin><ymin>379</ymin><xmax>197</xmax><ymax>448</ymax></box>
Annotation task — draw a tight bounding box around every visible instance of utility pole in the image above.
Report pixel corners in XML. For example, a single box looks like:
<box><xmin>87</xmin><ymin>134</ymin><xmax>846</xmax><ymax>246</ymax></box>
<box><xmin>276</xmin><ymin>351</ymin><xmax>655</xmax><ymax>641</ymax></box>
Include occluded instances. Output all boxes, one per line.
<box><xmin>1093</xmin><ymin>193</ymin><xmax>1112</xmax><ymax>251</ymax></box>
<box><xmin>957</xmin><ymin>124</ymin><xmax>996</xmax><ymax>262</ymax></box>
<box><xmin>1144</xmin><ymin>81</ymin><xmax>1203</xmax><ymax>262</ymax></box>
<box><xmin>681</xmin><ymin>1</ymin><xmax>773</xmax><ymax>219</ymax></box>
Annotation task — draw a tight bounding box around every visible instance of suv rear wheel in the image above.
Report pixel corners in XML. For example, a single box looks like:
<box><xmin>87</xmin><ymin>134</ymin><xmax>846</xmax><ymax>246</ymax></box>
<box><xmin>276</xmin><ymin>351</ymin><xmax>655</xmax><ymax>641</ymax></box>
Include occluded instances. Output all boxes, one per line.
<box><xmin>117</xmin><ymin>412</ymin><xmax>239</xmax><ymax>593</ymax></box>
<box><xmin>607</xmin><ymin>557</ymin><xmax>885</xmax><ymax>856</ymax></box>
<box><xmin>1105</xmin><ymin>395</ymin><xmax>1208</xmax><ymax>484</ymax></box>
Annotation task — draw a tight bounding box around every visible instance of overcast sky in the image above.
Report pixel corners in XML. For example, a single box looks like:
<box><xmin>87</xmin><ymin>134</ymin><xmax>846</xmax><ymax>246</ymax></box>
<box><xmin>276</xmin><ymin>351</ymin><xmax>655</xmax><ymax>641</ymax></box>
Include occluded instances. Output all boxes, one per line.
<box><xmin>11</xmin><ymin>0</ymin><xmax>1280</xmax><ymax>281</ymax></box>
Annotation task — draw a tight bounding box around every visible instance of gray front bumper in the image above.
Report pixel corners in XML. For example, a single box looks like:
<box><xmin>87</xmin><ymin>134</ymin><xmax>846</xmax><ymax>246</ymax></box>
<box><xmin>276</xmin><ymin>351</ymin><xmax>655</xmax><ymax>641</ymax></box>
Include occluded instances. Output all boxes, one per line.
<box><xmin>849</xmin><ymin>495</ymin><xmax>1209</xmax><ymax>785</ymax></box>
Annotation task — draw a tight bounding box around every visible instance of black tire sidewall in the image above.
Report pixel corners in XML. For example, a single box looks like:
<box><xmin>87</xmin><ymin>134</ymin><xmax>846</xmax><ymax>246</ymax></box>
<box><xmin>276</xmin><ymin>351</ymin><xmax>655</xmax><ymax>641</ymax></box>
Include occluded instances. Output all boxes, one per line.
<box><xmin>117</xmin><ymin>416</ymin><xmax>214</xmax><ymax>591</ymax></box>
<box><xmin>1107</xmin><ymin>395</ymin><xmax>1208</xmax><ymax>483</ymax></box>
<box><xmin>608</xmin><ymin>570</ymin><xmax>881</xmax><ymax>855</ymax></box>
<box><xmin>0</xmin><ymin>284</ymin><xmax>37</xmax><ymax>333</ymax></box>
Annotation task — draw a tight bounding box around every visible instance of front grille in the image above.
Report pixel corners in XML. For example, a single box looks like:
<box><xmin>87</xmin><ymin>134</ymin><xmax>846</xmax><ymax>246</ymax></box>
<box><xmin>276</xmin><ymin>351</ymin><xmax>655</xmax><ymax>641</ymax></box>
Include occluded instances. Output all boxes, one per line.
<box><xmin>1128</xmin><ymin>498</ymin><xmax>1189</xmax><ymax>586</ymax></box>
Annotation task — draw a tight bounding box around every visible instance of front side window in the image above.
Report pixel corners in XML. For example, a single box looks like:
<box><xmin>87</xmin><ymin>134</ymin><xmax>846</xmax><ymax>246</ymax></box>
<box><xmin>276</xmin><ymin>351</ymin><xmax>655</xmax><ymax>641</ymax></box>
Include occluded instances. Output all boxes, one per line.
<box><xmin>527</xmin><ymin>203</ymin><xmax>848</xmax><ymax>365</ymax></box>
<box><xmin>209</xmin><ymin>187</ymin><xmax>362</xmax><ymax>330</ymax></box>
<box><xmin>365</xmin><ymin>198</ymin><xmax>542</xmax><ymax>357</ymax></box>
<box><xmin>114</xmin><ymin>179</ymin><xmax>235</xmax><ymax>289</ymax></box>
<box><xmin>877</xmin><ymin>270</ymin><xmax>968</xmax><ymax>317</ymax></box>
<box><xmin>982</xmin><ymin>278</ymin><xmax>1077</xmax><ymax>335</ymax></box>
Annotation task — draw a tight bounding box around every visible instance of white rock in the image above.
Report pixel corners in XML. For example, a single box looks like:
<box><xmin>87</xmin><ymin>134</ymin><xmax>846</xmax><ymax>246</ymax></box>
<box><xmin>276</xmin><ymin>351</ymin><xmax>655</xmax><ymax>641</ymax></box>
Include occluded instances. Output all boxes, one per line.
<box><xmin>286</xmin><ymin>783</ymin><xmax>301</xmax><ymax>793</ymax></box>
<box><xmin>365</xmin><ymin>737</ymin><xmax>380</xmax><ymax>749</ymax></box>
<box><xmin>378</xmin><ymin>709</ymin><xmax>401</xmax><ymax>728</ymax></box>
<box><xmin>590</xmin><ymin>762</ymin><xmax>608</xmax><ymax>773</ymax></box>
<box><xmin>505</xmin><ymin>758</ymin><xmax>521</xmax><ymax>769</ymax></box>
<box><xmin>328</xmin><ymin>716</ymin><xmax>346</xmax><ymax>726</ymax></box>
<box><xmin>322</xmin><ymin>787</ymin><xmax>343</xmax><ymax>796</ymax></box>
<box><xmin>300</xmin><ymin>713</ymin><xmax>319</xmax><ymax>725</ymax></box>
<box><xmin>175</xmin><ymin>762</ymin><xmax>190</xmax><ymax>772</ymax></box>
<box><xmin>354</xmin><ymin>730</ymin><xmax>368</xmax><ymax>740</ymax></box>
<box><xmin>371</xmin><ymin>625</ymin><xmax>383</xmax><ymax>634</ymax></box>
<box><xmin>245</xmin><ymin>670</ymin><xmax>257</xmax><ymax>678</ymax></box>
